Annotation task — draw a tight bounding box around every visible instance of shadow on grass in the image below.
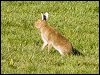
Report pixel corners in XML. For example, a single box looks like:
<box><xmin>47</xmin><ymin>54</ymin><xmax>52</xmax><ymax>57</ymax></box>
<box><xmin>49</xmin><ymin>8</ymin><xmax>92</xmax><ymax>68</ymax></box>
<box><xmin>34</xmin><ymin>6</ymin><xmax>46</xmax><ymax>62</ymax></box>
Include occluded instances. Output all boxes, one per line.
<box><xmin>50</xmin><ymin>48</ymin><xmax>84</xmax><ymax>57</ymax></box>
<box><xmin>72</xmin><ymin>48</ymin><xmax>84</xmax><ymax>56</ymax></box>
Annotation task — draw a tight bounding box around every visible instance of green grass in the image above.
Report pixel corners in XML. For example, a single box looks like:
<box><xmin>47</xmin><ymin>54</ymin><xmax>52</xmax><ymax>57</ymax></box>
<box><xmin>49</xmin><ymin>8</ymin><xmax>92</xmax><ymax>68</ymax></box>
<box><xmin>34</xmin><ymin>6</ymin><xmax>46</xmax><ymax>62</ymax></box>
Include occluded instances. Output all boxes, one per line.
<box><xmin>1</xmin><ymin>1</ymin><xmax>99</xmax><ymax>74</ymax></box>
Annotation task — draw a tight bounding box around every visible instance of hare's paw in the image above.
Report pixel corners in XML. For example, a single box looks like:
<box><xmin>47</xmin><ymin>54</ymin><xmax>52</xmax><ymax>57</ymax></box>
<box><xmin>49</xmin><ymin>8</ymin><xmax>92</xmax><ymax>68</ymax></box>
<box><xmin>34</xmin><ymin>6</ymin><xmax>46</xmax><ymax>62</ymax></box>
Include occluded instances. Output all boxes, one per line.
<box><xmin>41</xmin><ymin>42</ymin><xmax>48</xmax><ymax>50</ymax></box>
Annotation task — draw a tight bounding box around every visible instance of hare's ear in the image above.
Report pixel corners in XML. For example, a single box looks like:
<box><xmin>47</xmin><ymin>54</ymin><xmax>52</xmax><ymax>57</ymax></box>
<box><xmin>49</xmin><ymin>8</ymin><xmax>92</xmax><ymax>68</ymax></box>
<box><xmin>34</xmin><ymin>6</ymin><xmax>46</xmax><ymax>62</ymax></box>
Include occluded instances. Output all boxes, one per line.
<box><xmin>41</xmin><ymin>12</ymin><xmax>48</xmax><ymax>21</ymax></box>
<box><xmin>44</xmin><ymin>12</ymin><xmax>48</xmax><ymax>20</ymax></box>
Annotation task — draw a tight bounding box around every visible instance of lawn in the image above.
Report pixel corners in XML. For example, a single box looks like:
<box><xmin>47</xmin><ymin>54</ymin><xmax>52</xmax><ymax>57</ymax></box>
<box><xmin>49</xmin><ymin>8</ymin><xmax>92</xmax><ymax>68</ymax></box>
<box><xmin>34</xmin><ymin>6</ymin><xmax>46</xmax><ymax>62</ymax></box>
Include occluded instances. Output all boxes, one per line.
<box><xmin>1</xmin><ymin>1</ymin><xmax>99</xmax><ymax>74</ymax></box>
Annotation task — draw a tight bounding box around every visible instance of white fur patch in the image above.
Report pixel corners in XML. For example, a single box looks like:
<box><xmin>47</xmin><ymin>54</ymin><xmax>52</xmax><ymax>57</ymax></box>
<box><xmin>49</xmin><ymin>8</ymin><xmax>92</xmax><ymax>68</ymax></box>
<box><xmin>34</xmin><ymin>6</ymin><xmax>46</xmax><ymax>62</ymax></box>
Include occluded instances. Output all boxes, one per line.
<box><xmin>41</xmin><ymin>12</ymin><xmax>49</xmax><ymax>20</ymax></box>
<box><xmin>44</xmin><ymin>12</ymin><xmax>48</xmax><ymax>20</ymax></box>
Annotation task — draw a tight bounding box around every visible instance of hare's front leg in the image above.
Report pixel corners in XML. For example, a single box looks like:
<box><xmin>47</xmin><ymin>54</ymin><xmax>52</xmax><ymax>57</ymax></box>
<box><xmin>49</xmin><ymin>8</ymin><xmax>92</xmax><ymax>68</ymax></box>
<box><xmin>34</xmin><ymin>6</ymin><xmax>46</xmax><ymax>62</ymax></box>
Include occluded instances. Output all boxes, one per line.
<box><xmin>41</xmin><ymin>42</ymin><xmax>47</xmax><ymax>50</ymax></box>
<box><xmin>41</xmin><ymin>34</ymin><xmax>48</xmax><ymax>50</ymax></box>
<box><xmin>48</xmin><ymin>43</ymin><xmax>52</xmax><ymax>54</ymax></box>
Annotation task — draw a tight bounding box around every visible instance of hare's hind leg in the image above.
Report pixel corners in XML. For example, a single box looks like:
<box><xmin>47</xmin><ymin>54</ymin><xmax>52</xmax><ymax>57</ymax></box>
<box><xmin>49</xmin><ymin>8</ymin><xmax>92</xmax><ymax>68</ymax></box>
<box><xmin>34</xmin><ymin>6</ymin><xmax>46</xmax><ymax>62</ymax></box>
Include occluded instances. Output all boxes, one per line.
<box><xmin>58</xmin><ymin>50</ymin><xmax>64</xmax><ymax>56</ymax></box>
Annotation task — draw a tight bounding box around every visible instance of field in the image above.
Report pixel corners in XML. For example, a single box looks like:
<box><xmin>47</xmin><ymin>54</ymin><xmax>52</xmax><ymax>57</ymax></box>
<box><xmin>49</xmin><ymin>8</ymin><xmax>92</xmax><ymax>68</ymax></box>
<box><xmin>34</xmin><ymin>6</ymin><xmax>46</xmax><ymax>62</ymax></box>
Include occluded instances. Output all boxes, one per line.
<box><xmin>1</xmin><ymin>1</ymin><xmax>99</xmax><ymax>74</ymax></box>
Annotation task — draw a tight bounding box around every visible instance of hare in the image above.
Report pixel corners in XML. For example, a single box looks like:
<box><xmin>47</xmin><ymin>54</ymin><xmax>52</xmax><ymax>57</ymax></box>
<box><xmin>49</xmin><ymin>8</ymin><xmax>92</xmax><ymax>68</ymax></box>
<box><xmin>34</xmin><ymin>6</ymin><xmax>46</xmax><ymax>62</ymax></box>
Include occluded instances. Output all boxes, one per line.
<box><xmin>35</xmin><ymin>12</ymin><xmax>82</xmax><ymax>56</ymax></box>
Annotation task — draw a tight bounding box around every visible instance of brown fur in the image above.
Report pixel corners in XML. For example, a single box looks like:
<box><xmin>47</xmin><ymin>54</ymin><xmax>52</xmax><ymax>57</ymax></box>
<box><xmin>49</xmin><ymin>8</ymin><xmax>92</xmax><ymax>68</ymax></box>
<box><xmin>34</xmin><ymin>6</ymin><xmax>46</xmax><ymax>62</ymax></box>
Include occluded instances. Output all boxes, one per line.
<box><xmin>35</xmin><ymin>19</ymin><xmax>73</xmax><ymax>56</ymax></box>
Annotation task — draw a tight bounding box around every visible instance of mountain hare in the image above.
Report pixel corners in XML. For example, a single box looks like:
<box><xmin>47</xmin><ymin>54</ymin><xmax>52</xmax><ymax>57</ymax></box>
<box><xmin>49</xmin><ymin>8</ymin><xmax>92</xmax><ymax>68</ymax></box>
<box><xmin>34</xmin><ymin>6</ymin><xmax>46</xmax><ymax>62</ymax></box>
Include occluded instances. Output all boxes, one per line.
<box><xmin>35</xmin><ymin>12</ymin><xmax>82</xmax><ymax>56</ymax></box>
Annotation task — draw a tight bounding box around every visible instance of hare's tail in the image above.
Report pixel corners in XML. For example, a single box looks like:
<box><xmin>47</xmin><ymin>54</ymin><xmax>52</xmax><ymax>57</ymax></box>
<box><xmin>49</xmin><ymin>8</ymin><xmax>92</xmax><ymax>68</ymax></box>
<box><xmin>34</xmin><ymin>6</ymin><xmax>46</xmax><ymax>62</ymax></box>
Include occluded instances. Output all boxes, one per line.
<box><xmin>72</xmin><ymin>48</ymin><xmax>84</xmax><ymax>56</ymax></box>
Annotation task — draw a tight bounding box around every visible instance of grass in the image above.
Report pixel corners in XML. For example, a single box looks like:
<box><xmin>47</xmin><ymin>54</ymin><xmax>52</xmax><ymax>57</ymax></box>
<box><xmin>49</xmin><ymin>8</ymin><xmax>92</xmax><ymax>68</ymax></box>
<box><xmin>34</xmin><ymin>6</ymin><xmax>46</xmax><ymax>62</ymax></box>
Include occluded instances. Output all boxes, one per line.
<box><xmin>1</xmin><ymin>1</ymin><xmax>99</xmax><ymax>74</ymax></box>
